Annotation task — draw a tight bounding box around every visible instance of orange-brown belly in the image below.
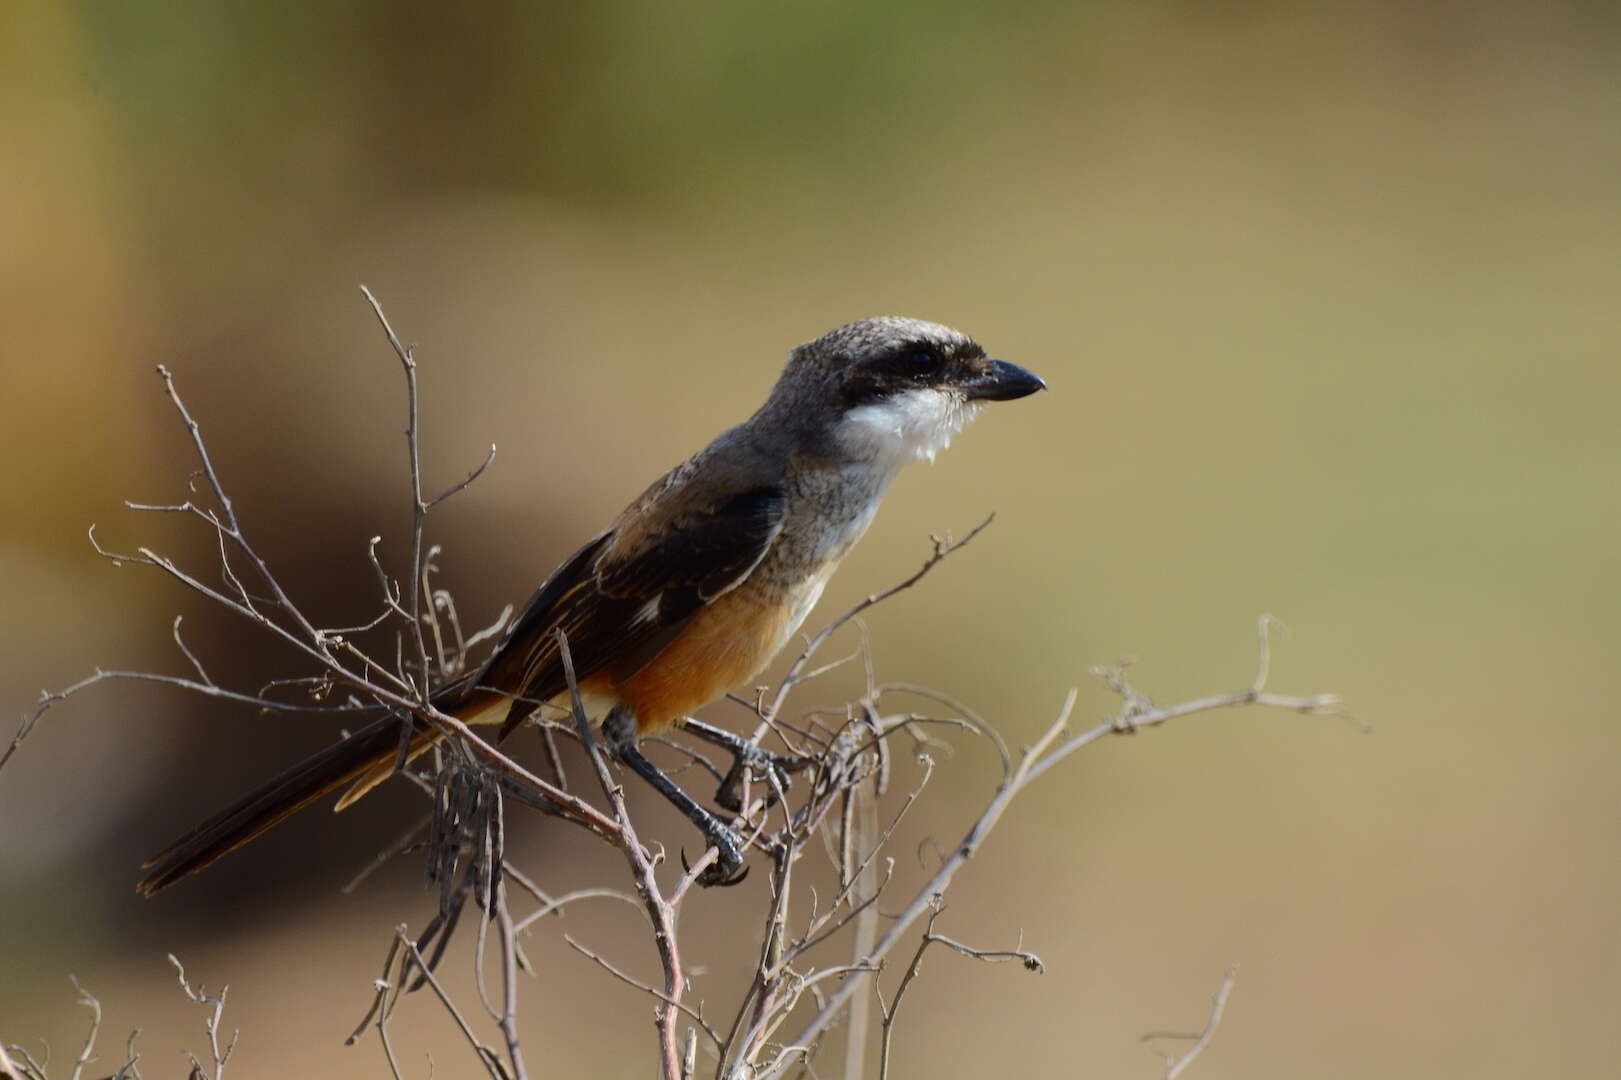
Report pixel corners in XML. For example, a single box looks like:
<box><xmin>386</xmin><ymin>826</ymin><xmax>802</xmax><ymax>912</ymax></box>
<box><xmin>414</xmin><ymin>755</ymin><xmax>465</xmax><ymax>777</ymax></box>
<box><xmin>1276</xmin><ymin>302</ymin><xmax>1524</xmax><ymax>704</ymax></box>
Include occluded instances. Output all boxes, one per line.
<box><xmin>614</xmin><ymin>585</ymin><xmax>797</xmax><ymax>733</ymax></box>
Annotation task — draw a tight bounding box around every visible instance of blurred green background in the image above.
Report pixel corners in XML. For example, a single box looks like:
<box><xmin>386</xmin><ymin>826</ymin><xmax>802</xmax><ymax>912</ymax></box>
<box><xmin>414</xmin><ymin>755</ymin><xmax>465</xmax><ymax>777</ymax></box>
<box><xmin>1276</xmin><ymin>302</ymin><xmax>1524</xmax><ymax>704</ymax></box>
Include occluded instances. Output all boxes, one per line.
<box><xmin>3</xmin><ymin>2</ymin><xmax>1619</xmax><ymax>1077</ymax></box>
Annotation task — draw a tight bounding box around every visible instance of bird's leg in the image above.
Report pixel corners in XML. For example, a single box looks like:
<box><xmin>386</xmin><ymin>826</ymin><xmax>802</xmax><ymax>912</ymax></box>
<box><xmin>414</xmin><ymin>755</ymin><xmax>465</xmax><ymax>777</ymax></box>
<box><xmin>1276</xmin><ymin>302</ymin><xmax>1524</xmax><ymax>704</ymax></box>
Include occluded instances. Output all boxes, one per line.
<box><xmin>679</xmin><ymin>717</ymin><xmax>817</xmax><ymax>814</ymax></box>
<box><xmin>600</xmin><ymin>707</ymin><xmax>748</xmax><ymax>886</ymax></box>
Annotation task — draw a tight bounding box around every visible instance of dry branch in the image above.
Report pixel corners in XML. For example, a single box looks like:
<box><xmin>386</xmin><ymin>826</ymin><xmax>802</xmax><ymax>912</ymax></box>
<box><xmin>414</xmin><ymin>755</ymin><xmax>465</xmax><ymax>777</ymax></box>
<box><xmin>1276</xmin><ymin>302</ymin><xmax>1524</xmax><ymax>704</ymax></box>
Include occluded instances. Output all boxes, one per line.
<box><xmin>1143</xmin><ymin>965</ymin><xmax>1240</xmax><ymax>1079</ymax></box>
<box><xmin>8</xmin><ymin>290</ymin><xmax>1347</xmax><ymax>1080</ymax></box>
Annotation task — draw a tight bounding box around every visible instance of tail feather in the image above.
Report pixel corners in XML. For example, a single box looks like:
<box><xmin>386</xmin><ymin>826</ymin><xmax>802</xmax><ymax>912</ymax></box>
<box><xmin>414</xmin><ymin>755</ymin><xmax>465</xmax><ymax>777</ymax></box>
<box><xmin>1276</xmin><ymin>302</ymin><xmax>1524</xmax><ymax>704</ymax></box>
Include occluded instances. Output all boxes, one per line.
<box><xmin>136</xmin><ymin>716</ymin><xmax>435</xmax><ymax>896</ymax></box>
<box><xmin>333</xmin><ymin>730</ymin><xmax>438</xmax><ymax>811</ymax></box>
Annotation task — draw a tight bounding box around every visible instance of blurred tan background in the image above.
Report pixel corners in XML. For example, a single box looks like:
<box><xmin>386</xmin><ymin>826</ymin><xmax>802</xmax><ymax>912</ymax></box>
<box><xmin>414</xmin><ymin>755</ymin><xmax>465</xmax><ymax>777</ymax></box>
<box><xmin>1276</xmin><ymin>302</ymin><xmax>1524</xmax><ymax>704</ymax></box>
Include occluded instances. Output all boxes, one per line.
<box><xmin>4</xmin><ymin>2</ymin><xmax>1619</xmax><ymax>1077</ymax></box>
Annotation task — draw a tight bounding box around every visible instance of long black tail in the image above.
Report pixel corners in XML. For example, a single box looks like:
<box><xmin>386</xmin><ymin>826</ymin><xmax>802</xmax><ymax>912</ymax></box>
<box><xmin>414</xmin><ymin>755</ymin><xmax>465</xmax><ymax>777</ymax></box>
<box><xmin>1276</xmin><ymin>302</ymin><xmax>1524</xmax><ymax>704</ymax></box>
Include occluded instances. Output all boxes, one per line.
<box><xmin>136</xmin><ymin>715</ymin><xmax>428</xmax><ymax>896</ymax></box>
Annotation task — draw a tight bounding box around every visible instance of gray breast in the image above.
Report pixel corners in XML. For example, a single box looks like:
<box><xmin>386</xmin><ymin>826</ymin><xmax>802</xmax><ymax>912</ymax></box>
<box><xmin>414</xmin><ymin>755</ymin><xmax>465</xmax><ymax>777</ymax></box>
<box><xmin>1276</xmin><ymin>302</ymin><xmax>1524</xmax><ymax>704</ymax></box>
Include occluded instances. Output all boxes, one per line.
<box><xmin>761</xmin><ymin>462</ymin><xmax>893</xmax><ymax>586</ymax></box>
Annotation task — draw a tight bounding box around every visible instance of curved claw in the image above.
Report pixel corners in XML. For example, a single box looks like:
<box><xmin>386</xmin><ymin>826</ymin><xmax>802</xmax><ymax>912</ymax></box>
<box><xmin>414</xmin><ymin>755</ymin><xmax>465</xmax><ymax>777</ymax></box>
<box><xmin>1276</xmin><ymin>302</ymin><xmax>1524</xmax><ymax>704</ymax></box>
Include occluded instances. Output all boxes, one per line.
<box><xmin>701</xmin><ymin>860</ymin><xmax>750</xmax><ymax>888</ymax></box>
<box><xmin>681</xmin><ymin>844</ymin><xmax>751</xmax><ymax>888</ymax></box>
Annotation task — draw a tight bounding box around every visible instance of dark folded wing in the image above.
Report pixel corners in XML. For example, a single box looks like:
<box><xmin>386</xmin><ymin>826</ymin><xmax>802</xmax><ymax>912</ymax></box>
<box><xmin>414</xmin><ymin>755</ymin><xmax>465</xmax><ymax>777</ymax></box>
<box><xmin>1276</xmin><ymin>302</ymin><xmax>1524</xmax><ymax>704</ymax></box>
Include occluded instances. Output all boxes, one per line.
<box><xmin>484</xmin><ymin>486</ymin><xmax>785</xmax><ymax>738</ymax></box>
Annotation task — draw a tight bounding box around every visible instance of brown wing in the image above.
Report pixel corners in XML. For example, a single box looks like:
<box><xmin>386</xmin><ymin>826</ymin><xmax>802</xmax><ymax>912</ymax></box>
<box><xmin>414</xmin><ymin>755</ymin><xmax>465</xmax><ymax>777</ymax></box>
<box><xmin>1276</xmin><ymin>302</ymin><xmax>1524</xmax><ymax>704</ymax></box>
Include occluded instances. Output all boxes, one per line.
<box><xmin>484</xmin><ymin>484</ymin><xmax>785</xmax><ymax>738</ymax></box>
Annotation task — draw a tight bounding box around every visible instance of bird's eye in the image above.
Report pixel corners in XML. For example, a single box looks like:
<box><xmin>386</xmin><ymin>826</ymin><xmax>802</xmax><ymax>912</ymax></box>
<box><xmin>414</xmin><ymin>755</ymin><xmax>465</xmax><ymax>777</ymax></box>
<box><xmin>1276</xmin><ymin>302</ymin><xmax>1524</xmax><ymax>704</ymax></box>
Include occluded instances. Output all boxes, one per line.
<box><xmin>894</xmin><ymin>350</ymin><xmax>940</xmax><ymax>380</ymax></box>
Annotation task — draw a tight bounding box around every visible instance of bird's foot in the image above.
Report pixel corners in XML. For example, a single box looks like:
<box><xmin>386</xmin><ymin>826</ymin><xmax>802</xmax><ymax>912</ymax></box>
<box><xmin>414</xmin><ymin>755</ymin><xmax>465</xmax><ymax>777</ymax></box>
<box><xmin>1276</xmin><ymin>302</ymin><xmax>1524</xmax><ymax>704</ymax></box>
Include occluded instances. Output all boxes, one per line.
<box><xmin>682</xmin><ymin>829</ymin><xmax>751</xmax><ymax>887</ymax></box>
<box><xmin>681</xmin><ymin>717</ymin><xmax>815</xmax><ymax>813</ymax></box>
<box><xmin>715</xmin><ymin>744</ymin><xmax>815</xmax><ymax>814</ymax></box>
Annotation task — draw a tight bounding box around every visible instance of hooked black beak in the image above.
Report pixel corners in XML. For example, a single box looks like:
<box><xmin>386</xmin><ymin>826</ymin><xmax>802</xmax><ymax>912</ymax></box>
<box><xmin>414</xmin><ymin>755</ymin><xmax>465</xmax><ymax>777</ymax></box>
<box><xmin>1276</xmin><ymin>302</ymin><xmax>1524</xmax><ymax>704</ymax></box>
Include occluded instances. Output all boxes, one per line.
<box><xmin>963</xmin><ymin>358</ymin><xmax>1047</xmax><ymax>402</ymax></box>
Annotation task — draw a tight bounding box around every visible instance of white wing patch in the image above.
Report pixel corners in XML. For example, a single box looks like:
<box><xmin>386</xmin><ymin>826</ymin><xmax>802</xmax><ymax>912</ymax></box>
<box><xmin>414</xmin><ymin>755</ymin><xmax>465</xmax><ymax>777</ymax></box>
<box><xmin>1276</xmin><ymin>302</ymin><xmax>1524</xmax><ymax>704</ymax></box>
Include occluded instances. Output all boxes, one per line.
<box><xmin>631</xmin><ymin>594</ymin><xmax>663</xmax><ymax>626</ymax></box>
<box><xmin>834</xmin><ymin>388</ymin><xmax>983</xmax><ymax>471</ymax></box>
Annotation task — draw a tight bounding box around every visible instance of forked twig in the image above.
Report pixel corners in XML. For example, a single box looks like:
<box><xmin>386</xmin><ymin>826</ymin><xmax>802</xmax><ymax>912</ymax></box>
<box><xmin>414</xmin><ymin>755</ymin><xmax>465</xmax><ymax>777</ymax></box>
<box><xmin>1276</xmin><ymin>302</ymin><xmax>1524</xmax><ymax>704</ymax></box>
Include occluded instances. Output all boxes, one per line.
<box><xmin>877</xmin><ymin>898</ymin><xmax>1043</xmax><ymax>1080</ymax></box>
<box><xmin>8</xmin><ymin>289</ymin><xmax>1348</xmax><ymax>1080</ymax></box>
<box><xmin>555</xmin><ymin>628</ymin><xmax>692</xmax><ymax>1080</ymax></box>
<box><xmin>168</xmin><ymin>956</ymin><xmax>236</xmax><ymax>1080</ymax></box>
<box><xmin>749</xmin><ymin>515</ymin><xmax>995</xmax><ymax>745</ymax></box>
<box><xmin>1142</xmin><ymin>964</ymin><xmax>1240</xmax><ymax>1079</ymax></box>
<box><xmin>763</xmin><ymin>620</ymin><xmax>1341</xmax><ymax>1077</ymax></box>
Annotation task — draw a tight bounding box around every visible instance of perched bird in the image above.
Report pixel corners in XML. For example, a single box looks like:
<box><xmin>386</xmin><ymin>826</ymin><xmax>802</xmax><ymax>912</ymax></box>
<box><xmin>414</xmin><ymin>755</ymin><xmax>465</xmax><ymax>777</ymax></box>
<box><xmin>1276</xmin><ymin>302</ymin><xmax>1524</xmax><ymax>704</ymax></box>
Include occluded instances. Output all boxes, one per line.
<box><xmin>138</xmin><ymin>316</ymin><xmax>1045</xmax><ymax>894</ymax></box>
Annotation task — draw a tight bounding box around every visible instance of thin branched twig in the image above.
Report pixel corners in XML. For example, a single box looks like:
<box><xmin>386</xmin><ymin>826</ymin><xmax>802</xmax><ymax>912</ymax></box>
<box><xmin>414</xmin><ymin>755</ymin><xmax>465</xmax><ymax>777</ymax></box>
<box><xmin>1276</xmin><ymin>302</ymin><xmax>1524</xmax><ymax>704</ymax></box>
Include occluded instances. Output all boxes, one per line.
<box><xmin>8</xmin><ymin>291</ymin><xmax>1348</xmax><ymax>1080</ymax></box>
<box><xmin>876</xmin><ymin>897</ymin><xmax>1043</xmax><ymax>1080</ymax></box>
<box><xmin>1142</xmin><ymin>965</ymin><xmax>1240</xmax><ymax>1079</ymax></box>
<box><xmin>168</xmin><ymin>956</ymin><xmax>235</xmax><ymax>1080</ymax></box>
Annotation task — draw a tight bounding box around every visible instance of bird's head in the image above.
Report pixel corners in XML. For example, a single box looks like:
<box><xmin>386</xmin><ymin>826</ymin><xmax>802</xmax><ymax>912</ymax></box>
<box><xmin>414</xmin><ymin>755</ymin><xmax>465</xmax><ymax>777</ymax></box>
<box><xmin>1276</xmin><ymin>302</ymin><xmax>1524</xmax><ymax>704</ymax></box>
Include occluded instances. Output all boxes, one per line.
<box><xmin>775</xmin><ymin>316</ymin><xmax>1046</xmax><ymax>468</ymax></box>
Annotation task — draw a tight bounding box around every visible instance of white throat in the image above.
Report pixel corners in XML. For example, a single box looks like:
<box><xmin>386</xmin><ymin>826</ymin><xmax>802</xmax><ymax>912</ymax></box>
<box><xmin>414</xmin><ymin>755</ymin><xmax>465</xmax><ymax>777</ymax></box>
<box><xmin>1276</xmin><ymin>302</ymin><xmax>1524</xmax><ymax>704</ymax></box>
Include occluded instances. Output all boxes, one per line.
<box><xmin>833</xmin><ymin>388</ymin><xmax>982</xmax><ymax>472</ymax></box>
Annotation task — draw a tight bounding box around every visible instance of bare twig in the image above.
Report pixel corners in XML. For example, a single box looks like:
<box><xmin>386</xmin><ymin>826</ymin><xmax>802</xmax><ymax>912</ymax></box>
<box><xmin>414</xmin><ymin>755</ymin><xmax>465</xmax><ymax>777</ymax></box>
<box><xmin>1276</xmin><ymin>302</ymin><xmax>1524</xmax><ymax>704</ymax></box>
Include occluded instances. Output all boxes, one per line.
<box><xmin>360</xmin><ymin>285</ymin><xmax>434</xmax><ymax>701</ymax></box>
<box><xmin>555</xmin><ymin>629</ymin><xmax>687</xmax><ymax>1080</ymax></box>
<box><xmin>1143</xmin><ymin>965</ymin><xmax>1239</xmax><ymax>1079</ymax></box>
<box><xmin>22</xmin><ymin>669</ymin><xmax>618</xmax><ymax>849</ymax></box>
<box><xmin>169</xmin><ymin>616</ymin><xmax>213</xmax><ymax>687</ymax></box>
<box><xmin>877</xmin><ymin>898</ymin><xmax>1043</xmax><ymax>1080</ymax></box>
<box><xmin>564</xmin><ymin>937</ymin><xmax>723</xmax><ymax>1052</ymax></box>
<box><xmin>346</xmin><ymin>931</ymin><xmax>405</xmax><ymax>1050</ymax></box>
<box><xmin>4</xmin><ymin>978</ymin><xmax>146</xmax><ymax>1080</ymax></box>
<box><xmin>392</xmin><ymin>928</ymin><xmax>508</xmax><ymax>1080</ymax></box>
<box><xmin>839</xmin><ymin>765</ymin><xmax>878</xmax><ymax>1080</ymax></box>
<box><xmin>765</xmin><ymin>620</ymin><xmax>1340</xmax><ymax>1078</ymax></box>
<box><xmin>494</xmin><ymin>896</ymin><xmax>530</xmax><ymax>1080</ymax></box>
<box><xmin>510</xmin><ymin>887</ymin><xmax>646</xmax><ymax>935</ymax></box>
<box><xmin>427</xmin><ymin>444</ymin><xmax>499</xmax><ymax>510</ymax></box>
<box><xmin>67</xmin><ymin>977</ymin><xmax>101</xmax><ymax>1080</ymax></box>
<box><xmin>1</xmin><ymin>1041</ymin><xmax>47</xmax><ymax>1080</ymax></box>
<box><xmin>750</xmin><ymin>515</ymin><xmax>995</xmax><ymax>744</ymax></box>
<box><xmin>341</xmin><ymin>813</ymin><xmax>434</xmax><ymax>895</ymax></box>
<box><xmin>152</xmin><ymin>363</ymin><xmax>332</xmax><ymax>666</ymax></box>
<box><xmin>6</xmin><ymin>285</ymin><xmax>1348</xmax><ymax>1080</ymax></box>
<box><xmin>168</xmin><ymin>956</ymin><xmax>235</xmax><ymax>1080</ymax></box>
